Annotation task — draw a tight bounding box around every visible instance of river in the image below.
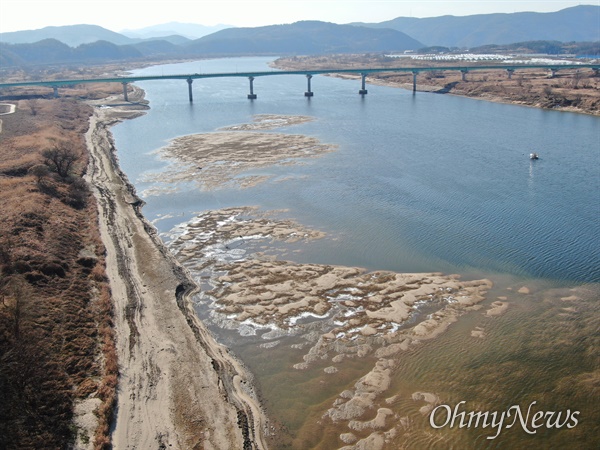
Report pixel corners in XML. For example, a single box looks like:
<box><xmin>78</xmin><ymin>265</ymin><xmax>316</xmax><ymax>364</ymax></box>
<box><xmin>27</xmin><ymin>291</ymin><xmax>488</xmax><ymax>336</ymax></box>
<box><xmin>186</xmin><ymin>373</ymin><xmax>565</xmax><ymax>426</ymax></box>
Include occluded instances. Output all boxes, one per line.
<box><xmin>111</xmin><ymin>57</ymin><xmax>599</xmax><ymax>449</ymax></box>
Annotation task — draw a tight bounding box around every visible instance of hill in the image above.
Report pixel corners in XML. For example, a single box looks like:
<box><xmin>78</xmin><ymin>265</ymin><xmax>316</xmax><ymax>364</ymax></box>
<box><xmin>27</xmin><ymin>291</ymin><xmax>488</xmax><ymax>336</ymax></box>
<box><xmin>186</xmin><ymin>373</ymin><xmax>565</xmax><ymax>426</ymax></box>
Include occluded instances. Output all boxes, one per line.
<box><xmin>186</xmin><ymin>20</ymin><xmax>423</xmax><ymax>54</ymax></box>
<box><xmin>1</xmin><ymin>6</ymin><xmax>597</xmax><ymax>67</ymax></box>
<box><xmin>0</xmin><ymin>24</ymin><xmax>134</xmax><ymax>47</ymax></box>
<box><xmin>352</xmin><ymin>5</ymin><xmax>600</xmax><ymax>48</ymax></box>
<box><xmin>0</xmin><ymin>39</ymin><xmax>143</xmax><ymax>66</ymax></box>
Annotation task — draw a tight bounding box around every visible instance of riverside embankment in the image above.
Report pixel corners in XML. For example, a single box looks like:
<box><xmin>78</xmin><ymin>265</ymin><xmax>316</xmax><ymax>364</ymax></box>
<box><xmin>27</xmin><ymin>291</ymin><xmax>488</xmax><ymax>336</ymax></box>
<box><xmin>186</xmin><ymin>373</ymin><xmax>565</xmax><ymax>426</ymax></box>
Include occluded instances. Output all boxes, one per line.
<box><xmin>84</xmin><ymin>89</ymin><xmax>270</xmax><ymax>450</ymax></box>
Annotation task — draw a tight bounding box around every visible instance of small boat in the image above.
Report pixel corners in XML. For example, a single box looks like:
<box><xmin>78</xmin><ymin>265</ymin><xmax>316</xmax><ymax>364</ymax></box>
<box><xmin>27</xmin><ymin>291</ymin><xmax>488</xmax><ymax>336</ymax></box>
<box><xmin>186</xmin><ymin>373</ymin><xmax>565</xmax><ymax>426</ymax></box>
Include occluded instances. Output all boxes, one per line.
<box><xmin>529</xmin><ymin>153</ymin><xmax>539</xmax><ymax>160</ymax></box>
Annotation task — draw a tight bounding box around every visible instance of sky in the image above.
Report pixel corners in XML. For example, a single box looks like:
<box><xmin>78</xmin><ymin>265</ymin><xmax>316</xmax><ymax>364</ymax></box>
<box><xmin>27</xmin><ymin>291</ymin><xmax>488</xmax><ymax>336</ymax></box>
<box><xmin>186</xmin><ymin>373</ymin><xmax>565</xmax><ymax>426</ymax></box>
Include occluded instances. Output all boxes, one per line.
<box><xmin>1</xmin><ymin>0</ymin><xmax>598</xmax><ymax>33</ymax></box>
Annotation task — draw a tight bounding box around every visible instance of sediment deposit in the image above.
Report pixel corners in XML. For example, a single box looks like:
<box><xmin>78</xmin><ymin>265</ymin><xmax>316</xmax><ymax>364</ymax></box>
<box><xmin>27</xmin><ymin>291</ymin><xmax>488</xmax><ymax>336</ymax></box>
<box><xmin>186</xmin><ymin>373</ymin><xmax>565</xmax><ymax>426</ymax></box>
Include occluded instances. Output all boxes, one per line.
<box><xmin>147</xmin><ymin>113</ymin><xmax>496</xmax><ymax>448</ymax></box>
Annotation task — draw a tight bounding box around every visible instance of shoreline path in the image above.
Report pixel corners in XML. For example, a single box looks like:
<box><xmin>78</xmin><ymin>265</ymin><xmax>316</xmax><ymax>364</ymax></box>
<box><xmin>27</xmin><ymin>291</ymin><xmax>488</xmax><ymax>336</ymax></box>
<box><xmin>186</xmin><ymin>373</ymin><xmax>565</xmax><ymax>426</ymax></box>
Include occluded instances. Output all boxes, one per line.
<box><xmin>84</xmin><ymin>98</ymin><xmax>269</xmax><ymax>449</ymax></box>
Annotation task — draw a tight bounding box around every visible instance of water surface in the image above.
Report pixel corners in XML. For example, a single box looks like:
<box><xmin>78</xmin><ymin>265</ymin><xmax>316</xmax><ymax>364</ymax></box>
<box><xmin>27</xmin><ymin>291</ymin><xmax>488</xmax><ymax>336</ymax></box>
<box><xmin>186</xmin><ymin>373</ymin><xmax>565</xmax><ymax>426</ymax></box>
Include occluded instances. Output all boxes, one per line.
<box><xmin>114</xmin><ymin>57</ymin><xmax>599</xmax><ymax>283</ymax></box>
<box><xmin>111</xmin><ymin>57</ymin><xmax>599</xmax><ymax>448</ymax></box>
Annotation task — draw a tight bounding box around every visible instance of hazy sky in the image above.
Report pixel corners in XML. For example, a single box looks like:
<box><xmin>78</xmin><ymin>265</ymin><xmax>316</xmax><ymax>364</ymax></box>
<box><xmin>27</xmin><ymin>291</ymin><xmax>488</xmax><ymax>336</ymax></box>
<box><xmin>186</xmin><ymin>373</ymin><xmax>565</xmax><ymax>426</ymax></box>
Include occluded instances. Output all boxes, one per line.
<box><xmin>1</xmin><ymin>0</ymin><xmax>598</xmax><ymax>33</ymax></box>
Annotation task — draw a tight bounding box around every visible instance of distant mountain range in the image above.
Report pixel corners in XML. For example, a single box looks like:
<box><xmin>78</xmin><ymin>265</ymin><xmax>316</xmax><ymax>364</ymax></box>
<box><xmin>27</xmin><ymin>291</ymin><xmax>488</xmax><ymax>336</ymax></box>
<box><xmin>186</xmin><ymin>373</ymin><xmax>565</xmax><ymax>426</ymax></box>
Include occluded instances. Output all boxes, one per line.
<box><xmin>120</xmin><ymin>22</ymin><xmax>232</xmax><ymax>40</ymax></box>
<box><xmin>352</xmin><ymin>5</ymin><xmax>600</xmax><ymax>48</ymax></box>
<box><xmin>0</xmin><ymin>6</ymin><xmax>597</xmax><ymax>67</ymax></box>
<box><xmin>0</xmin><ymin>21</ymin><xmax>422</xmax><ymax>66</ymax></box>
<box><xmin>0</xmin><ymin>24</ymin><xmax>134</xmax><ymax>47</ymax></box>
<box><xmin>0</xmin><ymin>39</ymin><xmax>146</xmax><ymax>67</ymax></box>
<box><xmin>185</xmin><ymin>21</ymin><xmax>422</xmax><ymax>54</ymax></box>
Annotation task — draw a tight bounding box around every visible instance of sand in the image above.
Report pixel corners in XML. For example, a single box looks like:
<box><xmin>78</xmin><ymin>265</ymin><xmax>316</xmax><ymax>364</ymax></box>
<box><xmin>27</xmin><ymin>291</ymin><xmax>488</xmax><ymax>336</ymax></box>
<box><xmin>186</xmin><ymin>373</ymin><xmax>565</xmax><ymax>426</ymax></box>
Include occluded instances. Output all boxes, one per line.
<box><xmin>142</xmin><ymin>114</ymin><xmax>336</xmax><ymax>193</ymax></box>
<box><xmin>84</xmin><ymin>95</ymin><xmax>269</xmax><ymax>449</ymax></box>
<box><xmin>485</xmin><ymin>300</ymin><xmax>509</xmax><ymax>316</ymax></box>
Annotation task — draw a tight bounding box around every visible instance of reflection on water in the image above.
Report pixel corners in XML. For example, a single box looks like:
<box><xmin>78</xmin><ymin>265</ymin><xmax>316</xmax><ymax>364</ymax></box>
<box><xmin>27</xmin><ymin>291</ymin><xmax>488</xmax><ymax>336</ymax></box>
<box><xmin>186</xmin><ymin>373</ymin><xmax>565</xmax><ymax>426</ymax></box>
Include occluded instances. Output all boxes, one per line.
<box><xmin>528</xmin><ymin>160</ymin><xmax>535</xmax><ymax>193</ymax></box>
<box><xmin>111</xmin><ymin>57</ymin><xmax>600</xmax><ymax>449</ymax></box>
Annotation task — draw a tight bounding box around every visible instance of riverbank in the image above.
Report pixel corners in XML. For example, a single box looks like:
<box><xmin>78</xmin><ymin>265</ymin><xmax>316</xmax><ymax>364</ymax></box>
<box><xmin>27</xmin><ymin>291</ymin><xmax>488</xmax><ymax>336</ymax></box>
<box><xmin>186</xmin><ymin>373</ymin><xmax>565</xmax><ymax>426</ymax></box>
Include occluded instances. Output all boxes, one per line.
<box><xmin>84</xmin><ymin>89</ymin><xmax>270</xmax><ymax>449</ymax></box>
<box><xmin>271</xmin><ymin>55</ymin><xmax>600</xmax><ymax>116</ymax></box>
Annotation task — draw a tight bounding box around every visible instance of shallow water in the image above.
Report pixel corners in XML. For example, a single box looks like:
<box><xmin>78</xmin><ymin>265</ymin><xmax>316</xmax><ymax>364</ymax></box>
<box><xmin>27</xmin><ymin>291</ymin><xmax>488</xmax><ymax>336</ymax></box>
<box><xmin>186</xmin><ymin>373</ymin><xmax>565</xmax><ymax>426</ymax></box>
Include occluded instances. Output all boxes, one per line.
<box><xmin>114</xmin><ymin>57</ymin><xmax>599</xmax><ymax>283</ymax></box>
<box><xmin>111</xmin><ymin>57</ymin><xmax>599</xmax><ymax>448</ymax></box>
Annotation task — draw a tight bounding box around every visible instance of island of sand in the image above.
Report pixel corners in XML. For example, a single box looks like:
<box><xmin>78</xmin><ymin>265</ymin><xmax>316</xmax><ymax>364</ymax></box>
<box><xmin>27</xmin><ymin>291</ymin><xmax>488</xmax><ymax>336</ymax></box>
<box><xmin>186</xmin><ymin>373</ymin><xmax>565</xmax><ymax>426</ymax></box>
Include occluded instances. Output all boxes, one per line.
<box><xmin>142</xmin><ymin>114</ymin><xmax>336</xmax><ymax>193</ymax></box>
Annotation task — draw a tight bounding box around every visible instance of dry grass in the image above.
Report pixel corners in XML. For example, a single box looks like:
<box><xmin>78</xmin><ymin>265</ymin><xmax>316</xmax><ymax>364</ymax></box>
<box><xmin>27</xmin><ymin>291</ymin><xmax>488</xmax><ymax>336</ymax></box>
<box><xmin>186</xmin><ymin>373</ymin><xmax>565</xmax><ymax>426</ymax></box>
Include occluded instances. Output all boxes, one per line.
<box><xmin>273</xmin><ymin>55</ymin><xmax>600</xmax><ymax>115</ymax></box>
<box><xmin>0</xmin><ymin>93</ymin><xmax>116</xmax><ymax>448</ymax></box>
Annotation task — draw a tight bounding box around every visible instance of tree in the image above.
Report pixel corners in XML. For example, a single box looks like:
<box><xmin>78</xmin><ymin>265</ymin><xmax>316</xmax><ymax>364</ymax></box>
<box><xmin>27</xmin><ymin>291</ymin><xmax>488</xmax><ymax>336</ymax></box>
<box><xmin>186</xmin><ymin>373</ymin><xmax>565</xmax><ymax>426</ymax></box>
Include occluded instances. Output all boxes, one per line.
<box><xmin>0</xmin><ymin>276</ymin><xmax>31</xmax><ymax>340</ymax></box>
<box><xmin>66</xmin><ymin>177</ymin><xmax>89</xmax><ymax>209</ymax></box>
<box><xmin>28</xmin><ymin>164</ymin><xmax>49</xmax><ymax>184</ymax></box>
<box><xmin>26</xmin><ymin>98</ymin><xmax>39</xmax><ymax>116</ymax></box>
<box><xmin>42</xmin><ymin>141</ymin><xmax>80</xmax><ymax>178</ymax></box>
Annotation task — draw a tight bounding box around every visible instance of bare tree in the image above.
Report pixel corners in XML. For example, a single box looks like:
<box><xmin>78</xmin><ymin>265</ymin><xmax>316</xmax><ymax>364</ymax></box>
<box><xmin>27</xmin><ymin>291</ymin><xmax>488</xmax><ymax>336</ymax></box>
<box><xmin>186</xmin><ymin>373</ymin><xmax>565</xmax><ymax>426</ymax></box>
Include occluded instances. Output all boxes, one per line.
<box><xmin>42</xmin><ymin>140</ymin><xmax>81</xmax><ymax>178</ymax></box>
<box><xmin>0</xmin><ymin>277</ymin><xmax>31</xmax><ymax>340</ymax></box>
<box><xmin>26</xmin><ymin>99</ymin><xmax>39</xmax><ymax>116</ymax></box>
<box><xmin>571</xmin><ymin>70</ymin><xmax>582</xmax><ymax>89</ymax></box>
<box><xmin>28</xmin><ymin>164</ymin><xmax>49</xmax><ymax>185</ymax></box>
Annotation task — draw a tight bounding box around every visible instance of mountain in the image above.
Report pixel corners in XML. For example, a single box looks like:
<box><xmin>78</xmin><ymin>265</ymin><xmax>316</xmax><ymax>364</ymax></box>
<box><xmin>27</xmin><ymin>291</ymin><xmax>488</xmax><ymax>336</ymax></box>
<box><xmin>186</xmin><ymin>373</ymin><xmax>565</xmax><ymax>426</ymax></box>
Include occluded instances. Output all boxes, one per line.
<box><xmin>0</xmin><ymin>38</ymin><xmax>142</xmax><ymax>65</ymax></box>
<box><xmin>130</xmin><ymin>39</ymin><xmax>186</xmax><ymax>57</ymax></box>
<box><xmin>0</xmin><ymin>24</ymin><xmax>134</xmax><ymax>47</ymax></box>
<box><xmin>0</xmin><ymin>20</ymin><xmax>422</xmax><ymax>67</ymax></box>
<box><xmin>186</xmin><ymin>21</ymin><xmax>423</xmax><ymax>54</ymax></box>
<box><xmin>352</xmin><ymin>5</ymin><xmax>600</xmax><ymax>48</ymax></box>
<box><xmin>2</xmin><ymin>6</ymin><xmax>597</xmax><ymax>67</ymax></box>
<box><xmin>120</xmin><ymin>22</ymin><xmax>232</xmax><ymax>40</ymax></box>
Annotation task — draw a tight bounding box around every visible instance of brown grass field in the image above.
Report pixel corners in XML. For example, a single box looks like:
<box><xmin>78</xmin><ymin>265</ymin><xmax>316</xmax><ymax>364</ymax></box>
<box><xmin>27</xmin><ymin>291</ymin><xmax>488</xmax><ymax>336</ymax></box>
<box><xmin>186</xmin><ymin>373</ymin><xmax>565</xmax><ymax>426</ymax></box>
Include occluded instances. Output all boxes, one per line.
<box><xmin>272</xmin><ymin>54</ymin><xmax>600</xmax><ymax>115</ymax></box>
<box><xmin>0</xmin><ymin>82</ymin><xmax>121</xmax><ymax>449</ymax></box>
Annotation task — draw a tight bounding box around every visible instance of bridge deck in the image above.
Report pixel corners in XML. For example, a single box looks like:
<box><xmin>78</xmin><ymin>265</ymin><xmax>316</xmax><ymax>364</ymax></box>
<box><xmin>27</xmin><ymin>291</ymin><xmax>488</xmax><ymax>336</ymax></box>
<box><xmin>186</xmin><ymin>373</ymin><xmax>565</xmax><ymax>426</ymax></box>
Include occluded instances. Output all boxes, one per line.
<box><xmin>0</xmin><ymin>64</ymin><xmax>598</xmax><ymax>89</ymax></box>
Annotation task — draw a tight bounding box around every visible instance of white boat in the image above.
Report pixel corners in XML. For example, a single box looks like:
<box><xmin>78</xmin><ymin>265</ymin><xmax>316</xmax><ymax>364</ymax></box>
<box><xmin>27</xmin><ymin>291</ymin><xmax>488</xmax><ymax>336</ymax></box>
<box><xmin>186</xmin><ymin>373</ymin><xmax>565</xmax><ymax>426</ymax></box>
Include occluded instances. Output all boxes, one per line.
<box><xmin>529</xmin><ymin>153</ymin><xmax>539</xmax><ymax>160</ymax></box>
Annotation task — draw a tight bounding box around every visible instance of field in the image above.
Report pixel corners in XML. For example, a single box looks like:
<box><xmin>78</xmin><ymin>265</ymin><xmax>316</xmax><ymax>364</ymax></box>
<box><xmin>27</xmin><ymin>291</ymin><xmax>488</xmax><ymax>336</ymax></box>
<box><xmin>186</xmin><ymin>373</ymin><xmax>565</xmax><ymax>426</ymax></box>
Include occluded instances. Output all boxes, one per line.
<box><xmin>0</xmin><ymin>84</ymin><xmax>121</xmax><ymax>449</ymax></box>
<box><xmin>272</xmin><ymin>54</ymin><xmax>600</xmax><ymax>115</ymax></box>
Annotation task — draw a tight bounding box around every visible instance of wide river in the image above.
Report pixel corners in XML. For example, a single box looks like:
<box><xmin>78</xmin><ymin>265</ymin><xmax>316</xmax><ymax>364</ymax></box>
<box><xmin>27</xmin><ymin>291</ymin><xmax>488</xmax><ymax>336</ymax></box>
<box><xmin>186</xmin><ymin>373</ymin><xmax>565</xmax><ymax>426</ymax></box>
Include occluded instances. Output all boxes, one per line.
<box><xmin>112</xmin><ymin>57</ymin><xmax>599</xmax><ymax>449</ymax></box>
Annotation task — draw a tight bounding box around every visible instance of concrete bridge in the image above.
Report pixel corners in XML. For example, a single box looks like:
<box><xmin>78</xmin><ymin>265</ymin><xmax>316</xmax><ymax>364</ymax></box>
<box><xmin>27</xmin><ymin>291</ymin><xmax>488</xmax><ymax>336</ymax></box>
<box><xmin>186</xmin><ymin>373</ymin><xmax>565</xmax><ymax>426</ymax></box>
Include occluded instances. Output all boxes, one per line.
<box><xmin>1</xmin><ymin>64</ymin><xmax>598</xmax><ymax>102</ymax></box>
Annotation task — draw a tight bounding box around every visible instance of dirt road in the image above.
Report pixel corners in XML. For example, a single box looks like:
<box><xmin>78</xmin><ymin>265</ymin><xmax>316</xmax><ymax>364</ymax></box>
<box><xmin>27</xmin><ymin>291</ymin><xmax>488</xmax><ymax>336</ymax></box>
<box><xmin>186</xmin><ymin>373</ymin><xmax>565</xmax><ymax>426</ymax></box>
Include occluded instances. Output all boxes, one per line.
<box><xmin>84</xmin><ymin>99</ymin><xmax>269</xmax><ymax>449</ymax></box>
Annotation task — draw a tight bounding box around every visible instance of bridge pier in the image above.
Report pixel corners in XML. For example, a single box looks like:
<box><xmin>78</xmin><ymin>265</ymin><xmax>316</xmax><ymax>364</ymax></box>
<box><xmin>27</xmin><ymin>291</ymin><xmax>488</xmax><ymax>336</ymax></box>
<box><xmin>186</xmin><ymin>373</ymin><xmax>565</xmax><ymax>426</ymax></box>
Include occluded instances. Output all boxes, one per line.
<box><xmin>187</xmin><ymin>78</ymin><xmax>193</xmax><ymax>103</ymax></box>
<box><xmin>412</xmin><ymin>71</ymin><xmax>418</xmax><ymax>93</ymax></box>
<box><xmin>53</xmin><ymin>86</ymin><xmax>59</xmax><ymax>98</ymax></box>
<box><xmin>248</xmin><ymin>76</ymin><xmax>257</xmax><ymax>99</ymax></box>
<box><xmin>359</xmin><ymin>73</ymin><xmax>368</xmax><ymax>95</ymax></box>
<box><xmin>122</xmin><ymin>82</ymin><xmax>128</xmax><ymax>102</ymax></box>
<box><xmin>507</xmin><ymin>69</ymin><xmax>514</xmax><ymax>79</ymax></box>
<box><xmin>461</xmin><ymin>69</ymin><xmax>468</xmax><ymax>81</ymax></box>
<box><xmin>305</xmin><ymin>74</ymin><xmax>314</xmax><ymax>97</ymax></box>
<box><xmin>548</xmin><ymin>68</ymin><xmax>557</xmax><ymax>78</ymax></box>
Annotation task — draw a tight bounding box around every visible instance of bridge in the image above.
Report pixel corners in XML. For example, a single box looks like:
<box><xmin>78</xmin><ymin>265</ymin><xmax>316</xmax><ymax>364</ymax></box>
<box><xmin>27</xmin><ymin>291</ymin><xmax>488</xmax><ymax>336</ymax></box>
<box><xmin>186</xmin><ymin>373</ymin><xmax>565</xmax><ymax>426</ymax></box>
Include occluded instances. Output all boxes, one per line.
<box><xmin>1</xmin><ymin>64</ymin><xmax>598</xmax><ymax>102</ymax></box>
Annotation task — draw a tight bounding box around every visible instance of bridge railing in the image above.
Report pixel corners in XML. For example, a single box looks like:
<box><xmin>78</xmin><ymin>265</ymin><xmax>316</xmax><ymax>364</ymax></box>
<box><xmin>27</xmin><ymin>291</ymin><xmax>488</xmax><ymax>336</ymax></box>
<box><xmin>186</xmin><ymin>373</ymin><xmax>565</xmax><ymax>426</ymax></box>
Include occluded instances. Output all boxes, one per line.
<box><xmin>1</xmin><ymin>64</ymin><xmax>598</xmax><ymax>101</ymax></box>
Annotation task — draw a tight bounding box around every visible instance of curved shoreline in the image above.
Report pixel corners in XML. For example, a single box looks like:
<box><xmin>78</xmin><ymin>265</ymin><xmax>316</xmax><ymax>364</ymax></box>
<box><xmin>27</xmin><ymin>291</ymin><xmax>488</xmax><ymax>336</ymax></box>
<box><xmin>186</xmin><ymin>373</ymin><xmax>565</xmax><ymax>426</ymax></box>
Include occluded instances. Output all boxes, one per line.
<box><xmin>84</xmin><ymin>93</ymin><xmax>269</xmax><ymax>449</ymax></box>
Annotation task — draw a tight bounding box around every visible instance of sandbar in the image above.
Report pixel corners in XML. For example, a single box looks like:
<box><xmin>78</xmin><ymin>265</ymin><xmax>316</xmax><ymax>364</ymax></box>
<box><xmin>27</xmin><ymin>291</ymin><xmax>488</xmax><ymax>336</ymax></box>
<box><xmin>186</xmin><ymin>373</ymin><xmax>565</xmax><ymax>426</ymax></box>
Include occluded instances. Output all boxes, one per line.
<box><xmin>143</xmin><ymin>114</ymin><xmax>336</xmax><ymax>192</ymax></box>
